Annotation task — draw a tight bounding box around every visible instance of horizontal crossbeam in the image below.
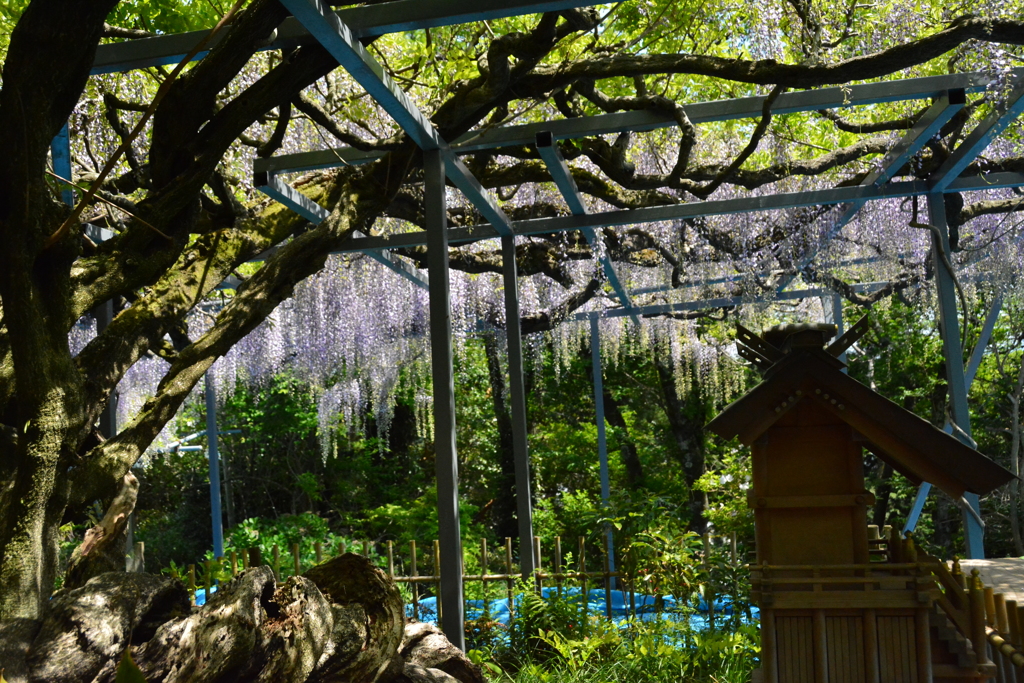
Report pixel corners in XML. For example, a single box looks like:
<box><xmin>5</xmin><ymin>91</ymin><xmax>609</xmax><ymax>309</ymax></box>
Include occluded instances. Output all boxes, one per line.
<box><xmin>573</xmin><ymin>282</ymin><xmax>892</xmax><ymax>320</ymax></box>
<box><xmin>254</xmin><ymin>70</ymin><xmax>1022</xmax><ymax>175</ymax></box>
<box><xmin>92</xmin><ymin>0</ymin><xmax>599</xmax><ymax>74</ymax></box>
<box><xmin>340</xmin><ymin>172</ymin><xmax>1024</xmax><ymax>253</ymax></box>
<box><xmin>254</xmin><ymin>171</ymin><xmax>428</xmax><ymax>288</ymax></box>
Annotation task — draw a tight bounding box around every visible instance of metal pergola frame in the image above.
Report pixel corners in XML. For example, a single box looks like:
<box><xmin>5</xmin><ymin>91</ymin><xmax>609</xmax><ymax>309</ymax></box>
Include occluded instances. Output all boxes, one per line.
<box><xmin>61</xmin><ymin>0</ymin><xmax>1024</xmax><ymax>646</ymax></box>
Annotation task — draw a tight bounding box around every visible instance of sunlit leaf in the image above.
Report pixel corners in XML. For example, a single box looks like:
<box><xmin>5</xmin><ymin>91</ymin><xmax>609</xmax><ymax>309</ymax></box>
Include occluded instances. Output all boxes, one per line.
<box><xmin>114</xmin><ymin>647</ymin><xmax>148</xmax><ymax>683</ymax></box>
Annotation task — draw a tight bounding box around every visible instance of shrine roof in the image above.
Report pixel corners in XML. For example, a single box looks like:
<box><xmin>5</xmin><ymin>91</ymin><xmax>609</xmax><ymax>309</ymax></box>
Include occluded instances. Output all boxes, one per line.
<box><xmin>708</xmin><ymin>346</ymin><xmax>1014</xmax><ymax>499</ymax></box>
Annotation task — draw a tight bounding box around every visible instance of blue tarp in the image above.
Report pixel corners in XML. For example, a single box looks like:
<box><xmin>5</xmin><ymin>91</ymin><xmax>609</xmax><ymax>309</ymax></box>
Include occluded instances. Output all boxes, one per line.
<box><xmin>405</xmin><ymin>587</ymin><xmax>758</xmax><ymax>629</ymax></box>
<box><xmin>197</xmin><ymin>584</ymin><xmax>757</xmax><ymax>631</ymax></box>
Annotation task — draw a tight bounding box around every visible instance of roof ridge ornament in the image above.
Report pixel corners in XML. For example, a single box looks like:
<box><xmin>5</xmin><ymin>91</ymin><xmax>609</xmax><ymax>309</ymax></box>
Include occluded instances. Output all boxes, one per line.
<box><xmin>735</xmin><ymin>315</ymin><xmax>871</xmax><ymax>374</ymax></box>
<box><xmin>826</xmin><ymin>314</ymin><xmax>870</xmax><ymax>358</ymax></box>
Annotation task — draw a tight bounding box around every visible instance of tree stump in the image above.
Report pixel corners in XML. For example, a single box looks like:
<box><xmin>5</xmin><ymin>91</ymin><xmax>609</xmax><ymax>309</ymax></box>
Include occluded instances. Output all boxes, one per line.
<box><xmin>304</xmin><ymin>553</ymin><xmax>405</xmax><ymax>683</ymax></box>
<box><xmin>399</xmin><ymin>623</ymin><xmax>485</xmax><ymax>683</ymax></box>
<box><xmin>27</xmin><ymin>572</ymin><xmax>188</xmax><ymax>683</ymax></box>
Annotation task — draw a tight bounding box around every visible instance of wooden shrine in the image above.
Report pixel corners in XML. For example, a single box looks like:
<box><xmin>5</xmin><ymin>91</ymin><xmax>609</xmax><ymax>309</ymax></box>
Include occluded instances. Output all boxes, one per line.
<box><xmin>707</xmin><ymin>321</ymin><xmax>1015</xmax><ymax>683</ymax></box>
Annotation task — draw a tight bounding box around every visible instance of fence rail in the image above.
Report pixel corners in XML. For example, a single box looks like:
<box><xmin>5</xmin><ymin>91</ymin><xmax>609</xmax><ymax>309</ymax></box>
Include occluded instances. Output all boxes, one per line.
<box><xmin>172</xmin><ymin>531</ymin><xmax>747</xmax><ymax>628</ymax></box>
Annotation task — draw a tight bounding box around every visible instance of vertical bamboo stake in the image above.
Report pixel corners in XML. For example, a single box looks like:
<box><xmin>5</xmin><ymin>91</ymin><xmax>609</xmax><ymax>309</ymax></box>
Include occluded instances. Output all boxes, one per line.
<box><xmin>986</xmin><ymin>587</ymin><xmax>998</xmax><ymax>626</ymax></box>
<box><xmin>187</xmin><ymin>564</ymin><xmax>196</xmax><ymax>605</ymax></box>
<box><xmin>888</xmin><ymin>526</ymin><xmax>903</xmax><ymax>564</ymax></box>
<box><xmin>480</xmin><ymin>538</ymin><xmax>488</xmax><ymax>617</ymax></box>
<box><xmin>1007</xmin><ymin>599</ymin><xmax>1021</xmax><ymax>649</ymax></box>
<box><xmin>579</xmin><ymin>536</ymin><xmax>588</xmax><ymax>624</ymax></box>
<box><xmin>972</xmin><ymin>572</ymin><xmax>992</xmax><ymax>665</ymax></box>
<box><xmin>905</xmin><ymin>534</ymin><xmax>918</xmax><ymax>562</ymax></box>
<box><xmin>1018</xmin><ymin>605</ymin><xmax>1024</xmax><ymax>649</ymax></box>
<box><xmin>388</xmin><ymin>541</ymin><xmax>395</xmax><ymax>578</ymax></box>
<box><xmin>241</xmin><ymin>549</ymin><xmax>249</xmax><ymax>571</ymax></box>
<box><xmin>505</xmin><ymin>537</ymin><xmax>514</xmax><ymax>621</ymax></box>
<box><xmin>337</xmin><ymin>540</ymin><xmax>346</xmax><ymax>556</ymax></box>
<box><xmin>602</xmin><ymin>537</ymin><xmax>612</xmax><ymax>619</ymax></box>
<box><xmin>534</xmin><ymin>536</ymin><xmax>542</xmax><ymax>591</ymax></box>
<box><xmin>951</xmin><ymin>557</ymin><xmax>967</xmax><ymax>590</ymax></box>
<box><xmin>731</xmin><ymin>531</ymin><xmax>738</xmax><ymax>565</ymax></box>
<box><xmin>272</xmin><ymin>544</ymin><xmax>281</xmax><ymax>581</ymax></box>
<box><xmin>230</xmin><ymin>550</ymin><xmax>238</xmax><ymax>577</ymax></box>
<box><xmin>315</xmin><ymin>541</ymin><xmax>323</xmax><ymax>565</ymax></box>
<box><xmin>554</xmin><ymin>536</ymin><xmax>563</xmax><ymax>596</ymax></box>
<box><xmin>411</xmin><ymin>540</ymin><xmax>419</xmax><ymax>622</ymax></box>
<box><xmin>997</xmin><ymin>592</ymin><xmax>1010</xmax><ymax>635</ymax></box>
<box><xmin>363</xmin><ymin>540</ymin><xmax>370</xmax><ymax>558</ymax></box>
<box><xmin>434</xmin><ymin>540</ymin><xmax>442</xmax><ymax>624</ymax></box>
<box><xmin>628</xmin><ymin>545</ymin><xmax>636</xmax><ymax>620</ymax></box>
<box><xmin>292</xmin><ymin>542</ymin><xmax>301</xmax><ymax>578</ymax></box>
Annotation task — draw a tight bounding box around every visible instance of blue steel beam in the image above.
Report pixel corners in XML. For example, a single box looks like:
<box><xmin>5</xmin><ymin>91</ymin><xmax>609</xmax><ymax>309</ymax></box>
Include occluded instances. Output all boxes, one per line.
<box><xmin>931</xmin><ymin>74</ymin><xmax>1024</xmax><ymax>192</ymax></box>
<box><xmin>572</xmin><ymin>282</ymin><xmax>890</xmax><ymax>320</ymax></box>
<box><xmin>205</xmin><ymin>372</ymin><xmax>225</xmax><ymax>560</ymax></box>
<box><xmin>903</xmin><ymin>293</ymin><xmax>1004</xmax><ymax>536</ymax></box>
<box><xmin>255</xmin><ymin>71</ymin><xmax>1022</xmax><ymax>175</ymax></box>
<box><xmin>781</xmin><ymin>91</ymin><xmax>964</xmax><ymax>287</ymax></box>
<box><xmin>343</xmin><ymin>172</ymin><xmax>1024</xmax><ymax>253</ymax></box>
<box><xmin>927</xmin><ymin>191</ymin><xmax>984</xmax><ymax>558</ymax></box>
<box><xmin>864</xmin><ymin>90</ymin><xmax>965</xmax><ymax>188</ymax></box>
<box><xmin>424</xmin><ymin>148</ymin><xmax>466</xmax><ymax>649</ymax></box>
<box><xmin>92</xmin><ymin>0</ymin><xmax>600</xmax><ymax>74</ymax></box>
<box><xmin>589</xmin><ymin>317</ymin><xmax>616</xmax><ymax>583</ymax></box>
<box><xmin>281</xmin><ymin>0</ymin><xmax>441</xmax><ymax>149</ymax></box>
<box><xmin>50</xmin><ymin>124</ymin><xmax>74</xmax><ymax>206</ymax></box>
<box><xmin>535</xmin><ymin>131</ymin><xmax>639</xmax><ymax>324</ymax></box>
<box><xmin>278</xmin><ymin>0</ymin><xmax>514</xmax><ymax>236</ymax></box>
<box><xmin>502</xmin><ymin>235</ymin><xmax>537</xmax><ymax>580</ymax></box>
<box><xmin>254</xmin><ymin>171</ymin><xmax>429</xmax><ymax>288</ymax></box>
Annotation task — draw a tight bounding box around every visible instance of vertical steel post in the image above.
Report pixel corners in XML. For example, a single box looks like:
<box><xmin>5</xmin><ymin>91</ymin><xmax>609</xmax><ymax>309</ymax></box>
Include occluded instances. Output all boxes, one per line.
<box><xmin>50</xmin><ymin>123</ymin><xmax>74</xmax><ymax>207</ymax></box>
<box><xmin>903</xmin><ymin>294</ymin><xmax>1003</xmax><ymax>535</ymax></box>
<box><xmin>94</xmin><ymin>300</ymin><xmax>119</xmax><ymax>438</ymax></box>
<box><xmin>928</xmin><ymin>192</ymin><xmax>984</xmax><ymax>558</ymax></box>
<box><xmin>590</xmin><ymin>317</ymin><xmax>616</xmax><ymax>579</ymax></box>
<box><xmin>205</xmin><ymin>371</ymin><xmax>224</xmax><ymax>560</ymax></box>
<box><xmin>502</xmin><ymin>235</ymin><xmax>536</xmax><ymax>580</ymax></box>
<box><xmin>54</xmin><ymin>123</ymin><xmax>121</xmax><ymax>438</ymax></box>
<box><xmin>425</xmin><ymin>148</ymin><xmax>465</xmax><ymax>649</ymax></box>
<box><xmin>822</xmin><ymin>293</ymin><xmax>847</xmax><ymax>368</ymax></box>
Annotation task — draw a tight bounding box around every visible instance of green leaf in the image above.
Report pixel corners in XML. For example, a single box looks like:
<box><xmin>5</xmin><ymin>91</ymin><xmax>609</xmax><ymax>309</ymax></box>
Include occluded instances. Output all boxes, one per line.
<box><xmin>115</xmin><ymin>647</ymin><xmax>148</xmax><ymax>683</ymax></box>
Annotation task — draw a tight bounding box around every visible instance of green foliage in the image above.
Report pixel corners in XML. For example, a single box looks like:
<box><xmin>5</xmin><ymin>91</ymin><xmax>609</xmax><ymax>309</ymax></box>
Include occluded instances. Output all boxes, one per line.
<box><xmin>693</xmin><ymin>450</ymin><xmax>754</xmax><ymax>538</ymax></box>
<box><xmin>114</xmin><ymin>646</ymin><xmax>148</xmax><ymax>683</ymax></box>
<box><xmin>504</xmin><ymin>617</ymin><xmax>759</xmax><ymax>683</ymax></box>
<box><xmin>220</xmin><ymin>513</ymin><xmax>353</xmax><ymax>578</ymax></box>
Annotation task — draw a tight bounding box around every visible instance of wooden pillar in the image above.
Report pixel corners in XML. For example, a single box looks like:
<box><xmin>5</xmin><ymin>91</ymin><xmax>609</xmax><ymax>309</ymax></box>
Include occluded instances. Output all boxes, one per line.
<box><xmin>915</xmin><ymin>607</ymin><xmax>932</xmax><ymax>683</ymax></box>
<box><xmin>863</xmin><ymin>609</ymin><xmax>879</xmax><ymax>683</ymax></box>
<box><xmin>813</xmin><ymin>609</ymin><xmax>828</xmax><ymax>683</ymax></box>
<box><xmin>762</xmin><ymin>608</ymin><xmax>778</xmax><ymax>683</ymax></box>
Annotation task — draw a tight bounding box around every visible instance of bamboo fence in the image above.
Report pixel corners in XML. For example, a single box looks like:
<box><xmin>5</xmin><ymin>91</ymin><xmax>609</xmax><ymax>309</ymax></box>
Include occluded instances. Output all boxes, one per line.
<box><xmin>179</xmin><ymin>531</ymin><xmax>746</xmax><ymax>627</ymax></box>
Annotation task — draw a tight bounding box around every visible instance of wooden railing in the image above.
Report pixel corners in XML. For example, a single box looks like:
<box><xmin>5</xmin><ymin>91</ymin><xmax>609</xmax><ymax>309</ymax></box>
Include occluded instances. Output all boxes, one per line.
<box><xmin>878</xmin><ymin>532</ymin><xmax>1024</xmax><ymax>678</ymax></box>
